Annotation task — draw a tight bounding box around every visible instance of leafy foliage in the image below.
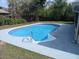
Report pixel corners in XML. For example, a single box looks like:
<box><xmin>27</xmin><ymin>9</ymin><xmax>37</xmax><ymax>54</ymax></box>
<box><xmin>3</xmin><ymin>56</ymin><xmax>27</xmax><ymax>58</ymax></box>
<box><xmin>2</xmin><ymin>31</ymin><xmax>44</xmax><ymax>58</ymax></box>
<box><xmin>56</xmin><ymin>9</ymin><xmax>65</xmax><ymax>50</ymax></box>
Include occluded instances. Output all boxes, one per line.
<box><xmin>0</xmin><ymin>18</ymin><xmax>25</xmax><ymax>25</ymax></box>
<box><xmin>64</xmin><ymin>4</ymin><xmax>74</xmax><ymax>21</ymax></box>
<box><xmin>8</xmin><ymin>0</ymin><xmax>74</xmax><ymax>21</ymax></box>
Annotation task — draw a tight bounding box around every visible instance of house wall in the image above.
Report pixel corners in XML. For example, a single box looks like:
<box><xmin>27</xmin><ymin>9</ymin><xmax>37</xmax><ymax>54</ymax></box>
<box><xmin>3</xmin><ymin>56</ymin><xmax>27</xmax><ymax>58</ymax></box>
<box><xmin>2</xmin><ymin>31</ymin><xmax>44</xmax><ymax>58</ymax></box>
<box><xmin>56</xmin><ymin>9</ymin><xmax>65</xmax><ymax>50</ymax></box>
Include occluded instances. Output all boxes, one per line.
<box><xmin>0</xmin><ymin>13</ymin><xmax>9</xmax><ymax>18</ymax></box>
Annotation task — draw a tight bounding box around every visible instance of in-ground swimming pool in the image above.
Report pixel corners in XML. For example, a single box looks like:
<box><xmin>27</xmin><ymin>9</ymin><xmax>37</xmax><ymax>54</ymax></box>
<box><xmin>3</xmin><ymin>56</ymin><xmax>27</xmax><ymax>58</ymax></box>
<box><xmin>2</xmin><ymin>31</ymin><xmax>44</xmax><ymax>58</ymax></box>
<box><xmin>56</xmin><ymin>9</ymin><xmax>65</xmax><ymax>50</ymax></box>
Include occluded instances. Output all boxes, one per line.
<box><xmin>9</xmin><ymin>24</ymin><xmax>59</xmax><ymax>41</ymax></box>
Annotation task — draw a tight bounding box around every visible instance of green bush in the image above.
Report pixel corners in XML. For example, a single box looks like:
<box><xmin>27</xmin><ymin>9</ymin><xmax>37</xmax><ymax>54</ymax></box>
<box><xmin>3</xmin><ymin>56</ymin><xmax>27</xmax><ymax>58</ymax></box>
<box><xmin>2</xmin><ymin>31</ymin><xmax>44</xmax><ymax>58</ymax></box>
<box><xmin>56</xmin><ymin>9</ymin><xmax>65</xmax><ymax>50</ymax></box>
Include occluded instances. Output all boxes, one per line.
<box><xmin>0</xmin><ymin>19</ymin><xmax>3</xmax><ymax>25</ymax></box>
<box><xmin>4</xmin><ymin>18</ymin><xmax>12</xmax><ymax>25</ymax></box>
<box><xmin>0</xmin><ymin>18</ymin><xmax>25</xmax><ymax>25</ymax></box>
<box><xmin>14</xmin><ymin>19</ymin><xmax>25</xmax><ymax>24</ymax></box>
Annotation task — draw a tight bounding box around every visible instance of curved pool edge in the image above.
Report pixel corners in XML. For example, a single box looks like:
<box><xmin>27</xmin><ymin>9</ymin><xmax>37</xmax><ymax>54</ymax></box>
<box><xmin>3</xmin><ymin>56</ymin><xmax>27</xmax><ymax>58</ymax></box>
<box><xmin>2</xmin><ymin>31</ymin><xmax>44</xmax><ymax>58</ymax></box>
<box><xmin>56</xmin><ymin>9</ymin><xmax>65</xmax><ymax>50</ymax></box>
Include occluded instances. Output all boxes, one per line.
<box><xmin>7</xmin><ymin>22</ymin><xmax>62</xmax><ymax>43</ymax></box>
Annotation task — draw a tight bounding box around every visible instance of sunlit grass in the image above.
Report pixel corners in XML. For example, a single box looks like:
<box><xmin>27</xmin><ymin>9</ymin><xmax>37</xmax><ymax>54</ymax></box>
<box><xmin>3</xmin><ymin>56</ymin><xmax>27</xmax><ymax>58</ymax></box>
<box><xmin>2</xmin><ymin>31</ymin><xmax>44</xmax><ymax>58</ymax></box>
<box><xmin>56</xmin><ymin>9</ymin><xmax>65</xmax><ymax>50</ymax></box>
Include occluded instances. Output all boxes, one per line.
<box><xmin>0</xmin><ymin>43</ymin><xmax>52</xmax><ymax>59</ymax></box>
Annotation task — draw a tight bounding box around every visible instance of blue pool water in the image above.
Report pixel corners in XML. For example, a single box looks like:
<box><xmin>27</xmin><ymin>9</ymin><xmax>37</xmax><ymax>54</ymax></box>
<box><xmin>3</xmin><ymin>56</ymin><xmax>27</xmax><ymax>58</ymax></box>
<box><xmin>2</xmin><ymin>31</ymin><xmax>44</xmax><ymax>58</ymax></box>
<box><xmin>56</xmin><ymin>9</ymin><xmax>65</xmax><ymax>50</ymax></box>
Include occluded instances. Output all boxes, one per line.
<box><xmin>9</xmin><ymin>24</ymin><xmax>59</xmax><ymax>41</ymax></box>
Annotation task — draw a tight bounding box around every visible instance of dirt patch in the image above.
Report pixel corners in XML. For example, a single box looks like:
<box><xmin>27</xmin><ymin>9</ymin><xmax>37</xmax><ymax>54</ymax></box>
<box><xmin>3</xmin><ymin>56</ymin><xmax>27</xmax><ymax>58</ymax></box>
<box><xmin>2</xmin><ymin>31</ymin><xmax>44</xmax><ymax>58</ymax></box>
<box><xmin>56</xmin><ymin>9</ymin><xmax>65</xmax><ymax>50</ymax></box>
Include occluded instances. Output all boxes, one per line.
<box><xmin>0</xmin><ymin>40</ymin><xmax>5</xmax><ymax>46</ymax></box>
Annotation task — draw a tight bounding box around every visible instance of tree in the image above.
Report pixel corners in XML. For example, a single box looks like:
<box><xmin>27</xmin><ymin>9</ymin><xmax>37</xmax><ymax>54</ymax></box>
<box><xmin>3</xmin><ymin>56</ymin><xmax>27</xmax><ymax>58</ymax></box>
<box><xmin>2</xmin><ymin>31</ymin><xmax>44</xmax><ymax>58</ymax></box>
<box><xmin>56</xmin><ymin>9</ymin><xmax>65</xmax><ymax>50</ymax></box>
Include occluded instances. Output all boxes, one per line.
<box><xmin>20</xmin><ymin>0</ymin><xmax>46</xmax><ymax>21</ymax></box>
<box><xmin>48</xmin><ymin>0</ymin><xmax>74</xmax><ymax>21</ymax></box>
<box><xmin>8</xmin><ymin>0</ymin><xmax>31</xmax><ymax>18</ymax></box>
<box><xmin>30</xmin><ymin>0</ymin><xmax>46</xmax><ymax>21</ymax></box>
<box><xmin>0</xmin><ymin>7</ymin><xmax>3</xmax><ymax>9</ymax></box>
<box><xmin>64</xmin><ymin>4</ymin><xmax>74</xmax><ymax>21</ymax></box>
<box><xmin>50</xmin><ymin>0</ymin><xmax>67</xmax><ymax>20</ymax></box>
<box><xmin>8</xmin><ymin>0</ymin><xmax>16</xmax><ymax>18</ymax></box>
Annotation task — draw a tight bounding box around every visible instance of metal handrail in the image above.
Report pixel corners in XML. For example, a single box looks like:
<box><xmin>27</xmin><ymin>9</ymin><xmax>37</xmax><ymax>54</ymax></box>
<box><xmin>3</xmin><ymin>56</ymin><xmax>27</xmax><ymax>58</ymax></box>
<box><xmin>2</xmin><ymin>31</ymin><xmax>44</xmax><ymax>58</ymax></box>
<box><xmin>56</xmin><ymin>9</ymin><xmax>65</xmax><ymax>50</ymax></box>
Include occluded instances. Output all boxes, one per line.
<box><xmin>22</xmin><ymin>31</ymin><xmax>33</xmax><ymax>42</ymax></box>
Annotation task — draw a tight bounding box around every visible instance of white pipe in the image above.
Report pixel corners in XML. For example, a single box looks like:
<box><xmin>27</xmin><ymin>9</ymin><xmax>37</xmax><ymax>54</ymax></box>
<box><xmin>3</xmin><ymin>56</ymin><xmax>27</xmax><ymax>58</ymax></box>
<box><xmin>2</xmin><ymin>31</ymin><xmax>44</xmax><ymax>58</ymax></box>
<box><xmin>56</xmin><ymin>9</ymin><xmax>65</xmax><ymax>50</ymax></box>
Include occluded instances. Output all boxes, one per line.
<box><xmin>75</xmin><ymin>13</ymin><xmax>79</xmax><ymax>44</ymax></box>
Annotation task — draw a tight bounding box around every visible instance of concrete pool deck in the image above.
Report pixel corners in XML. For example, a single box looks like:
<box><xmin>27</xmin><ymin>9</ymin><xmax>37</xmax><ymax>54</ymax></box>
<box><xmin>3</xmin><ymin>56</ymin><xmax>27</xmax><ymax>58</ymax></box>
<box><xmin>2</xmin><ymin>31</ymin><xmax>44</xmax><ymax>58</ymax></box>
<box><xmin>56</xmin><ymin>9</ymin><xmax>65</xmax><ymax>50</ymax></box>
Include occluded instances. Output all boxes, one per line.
<box><xmin>0</xmin><ymin>23</ymin><xmax>79</xmax><ymax>59</ymax></box>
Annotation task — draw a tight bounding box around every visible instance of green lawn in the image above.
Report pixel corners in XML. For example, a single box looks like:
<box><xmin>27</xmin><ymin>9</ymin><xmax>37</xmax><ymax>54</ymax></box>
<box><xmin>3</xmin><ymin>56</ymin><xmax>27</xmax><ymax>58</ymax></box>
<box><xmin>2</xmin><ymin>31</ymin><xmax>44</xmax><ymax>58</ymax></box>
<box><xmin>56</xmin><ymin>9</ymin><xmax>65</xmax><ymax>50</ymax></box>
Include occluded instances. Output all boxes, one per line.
<box><xmin>0</xmin><ymin>43</ymin><xmax>52</xmax><ymax>59</ymax></box>
<box><xmin>0</xmin><ymin>24</ymin><xmax>26</xmax><ymax>30</ymax></box>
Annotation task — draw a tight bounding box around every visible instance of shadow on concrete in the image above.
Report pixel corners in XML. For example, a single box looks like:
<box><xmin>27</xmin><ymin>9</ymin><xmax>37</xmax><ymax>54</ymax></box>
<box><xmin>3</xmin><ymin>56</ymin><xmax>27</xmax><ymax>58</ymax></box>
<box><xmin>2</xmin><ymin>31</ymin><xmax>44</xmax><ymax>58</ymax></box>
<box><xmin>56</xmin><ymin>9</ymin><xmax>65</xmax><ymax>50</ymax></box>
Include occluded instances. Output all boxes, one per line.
<box><xmin>39</xmin><ymin>24</ymin><xmax>79</xmax><ymax>55</ymax></box>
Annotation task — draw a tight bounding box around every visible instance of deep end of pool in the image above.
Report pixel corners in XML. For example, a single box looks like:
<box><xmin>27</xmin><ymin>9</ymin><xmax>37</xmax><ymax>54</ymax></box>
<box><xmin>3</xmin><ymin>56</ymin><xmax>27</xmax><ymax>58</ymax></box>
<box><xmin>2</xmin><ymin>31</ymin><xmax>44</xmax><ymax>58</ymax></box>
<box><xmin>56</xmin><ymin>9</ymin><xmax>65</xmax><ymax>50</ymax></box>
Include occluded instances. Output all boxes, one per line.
<box><xmin>8</xmin><ymin>24</ymin><xmax>60</xmax><ymax>41</ymax></box>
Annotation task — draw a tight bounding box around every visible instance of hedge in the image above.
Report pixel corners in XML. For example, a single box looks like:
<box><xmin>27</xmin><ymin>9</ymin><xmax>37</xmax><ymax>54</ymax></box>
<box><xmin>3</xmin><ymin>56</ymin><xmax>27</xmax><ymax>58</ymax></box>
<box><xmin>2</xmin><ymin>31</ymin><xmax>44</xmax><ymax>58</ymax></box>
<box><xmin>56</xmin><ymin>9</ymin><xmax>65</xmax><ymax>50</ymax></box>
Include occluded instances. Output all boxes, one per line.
<box><xmin>0</xmin><ymin>18</ymin><xmax>26</xmax><ymax>25</ymax></box>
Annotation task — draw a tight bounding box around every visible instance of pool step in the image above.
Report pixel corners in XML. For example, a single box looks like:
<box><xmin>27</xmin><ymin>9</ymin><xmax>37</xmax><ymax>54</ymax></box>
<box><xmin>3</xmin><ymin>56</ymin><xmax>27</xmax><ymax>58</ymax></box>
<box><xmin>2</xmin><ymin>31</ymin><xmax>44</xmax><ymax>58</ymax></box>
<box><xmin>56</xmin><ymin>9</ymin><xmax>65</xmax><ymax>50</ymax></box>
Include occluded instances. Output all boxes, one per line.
<box><xmin>22</xmin><ymin>36</ymin><xmax>33</xmax><ymax>43</ymax></box>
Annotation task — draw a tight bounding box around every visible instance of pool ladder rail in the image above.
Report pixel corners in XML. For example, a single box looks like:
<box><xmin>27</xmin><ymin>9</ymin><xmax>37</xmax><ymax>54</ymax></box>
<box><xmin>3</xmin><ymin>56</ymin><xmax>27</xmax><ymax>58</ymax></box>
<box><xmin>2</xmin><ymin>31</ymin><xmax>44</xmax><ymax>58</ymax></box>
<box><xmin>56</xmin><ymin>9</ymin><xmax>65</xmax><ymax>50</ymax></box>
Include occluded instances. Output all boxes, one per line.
<box><xmin>22</xmin><ymin>36</ymin><xmax>33</xmax><ymax>42</ymax></box>
<box><xmin>22</xmin><ymin>32</ymin><xmax>56</xmax><ymax>43</ymax></box>
<box><xmin>22</xmin><ymin>31</ymin><xmax>33</xmax><ymax>43</ymax></box>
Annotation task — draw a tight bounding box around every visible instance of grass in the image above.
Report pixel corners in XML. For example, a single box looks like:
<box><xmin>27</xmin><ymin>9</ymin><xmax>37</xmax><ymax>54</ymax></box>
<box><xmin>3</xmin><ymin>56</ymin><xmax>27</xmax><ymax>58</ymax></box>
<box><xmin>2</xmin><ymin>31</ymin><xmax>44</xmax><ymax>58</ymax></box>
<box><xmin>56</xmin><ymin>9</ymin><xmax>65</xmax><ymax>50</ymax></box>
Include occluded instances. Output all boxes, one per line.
<box><xmin>0</xmin><ymin>43</ymin><xmax>52</xmax><ymax>59</ymax></box>
<box><xmin>0</xmin><ymin>24</ymin><xmax>26</xmax><ymax>30</ymax></box>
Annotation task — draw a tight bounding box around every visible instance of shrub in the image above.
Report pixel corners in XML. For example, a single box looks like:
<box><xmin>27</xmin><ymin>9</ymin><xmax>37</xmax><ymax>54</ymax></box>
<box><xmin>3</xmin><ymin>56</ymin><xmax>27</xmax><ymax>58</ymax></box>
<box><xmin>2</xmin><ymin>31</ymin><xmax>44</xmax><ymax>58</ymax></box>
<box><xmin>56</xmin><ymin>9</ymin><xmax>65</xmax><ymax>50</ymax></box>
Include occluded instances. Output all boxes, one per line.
<box><xmin>14</xmin><ymin>19</ymin><xmax>25</xmax><ymax>24</ymax></box>
<box><xmin>0</xmin><ymin>18</ymin><xmax>26</xmax><ymax>25</ymax></box>
<box><xmin>0</xmin><ymin>19</ymin><xmax>3</xmax><ymax>25</ymax></box>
